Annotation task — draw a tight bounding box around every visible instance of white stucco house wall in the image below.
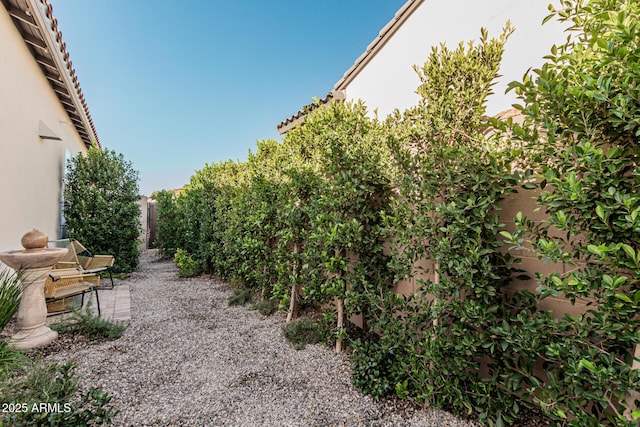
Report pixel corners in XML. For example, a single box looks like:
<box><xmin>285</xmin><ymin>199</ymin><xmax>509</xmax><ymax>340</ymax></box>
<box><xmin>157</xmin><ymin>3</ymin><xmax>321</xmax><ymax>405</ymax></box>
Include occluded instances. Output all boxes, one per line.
<box><xmin>277</xmin><ymin>0</ymin><xmax>568</xmax><ymax>133</ymax></box>
<box><xmin>0</xmin><ymin>0</ymin><xmax>99</xmax><ymax>252</ymax></box>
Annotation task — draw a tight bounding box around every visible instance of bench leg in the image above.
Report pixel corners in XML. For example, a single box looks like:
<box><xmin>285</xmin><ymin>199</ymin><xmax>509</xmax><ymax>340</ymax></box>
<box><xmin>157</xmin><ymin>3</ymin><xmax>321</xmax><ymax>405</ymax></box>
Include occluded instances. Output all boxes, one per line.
<box><xmin>94</xmin><ymin>287</ymin><xmax>101</xmax><ymax>317</ymax></box>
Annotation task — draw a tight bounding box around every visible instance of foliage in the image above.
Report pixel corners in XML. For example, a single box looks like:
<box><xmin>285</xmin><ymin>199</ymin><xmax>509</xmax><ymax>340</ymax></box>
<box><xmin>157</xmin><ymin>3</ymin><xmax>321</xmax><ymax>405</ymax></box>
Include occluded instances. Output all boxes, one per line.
<box><xmin>0</xmin><ymin>361</ymin><xmax>116</xmax><ymax>426</ymax></box>
<box><xmin>0</xmin><ymin>268</ymin><xmax>27</xmax><ymax>380</ymax></box>
<box><xmin>350</xmin><ymin>334</ymin><xmax>405</xmax><ymax>400</ymax></box>
<box><xmin>0</xmin><ymin>268</ymin><xmax>21</xmax><ymax>328</ymax></box>
<box><xmin>173</xmin><ymin>248</ymin><xmax>202</xmax><ymax>278</ymax></box>
<box><xmin>148</xmin><ymin>3</ymin><xmax>640</xmax><ymax>423</ymax></box>
<box><xmin>155</xmin><ymin>102</ymin><xmax>394</xmax><ymax>348</ymax></box>
<box><xmin>284</xmin><ymin>101</ymin><xmax>394</xmax><ymax>347</ymax></box>
<box><xmin>251</xmin><ymin>299</ymin><xmax>277</xmax><ymax>316</ymax></box>
<box><xmin>1</xmin><ymin>283</ymin><xmax>118</xmax><ymax>425</ymax></box>
<box><xmin>152</xmin><ymin>190</ymin><xmax>180</xmax><ymax>256</ymax></box>
<box><xmin>360</xmin><ymin>25</ymin><xmax>531</xmax><ymax>425</ymax></box>
<box><xmin>281</xmin><ymin>318</ymin><xmax>322</xmax><ymax>350</ymax></box>
<box><xmin>50</xmin><ymin>304</ymin><xmax>127</xmax><ymax>341</ymax></box>
<box><xmin>501</xmin><ymin>0</ymin><xmax>640</xmax><ymax>424</ymax></box>
<box><xmin>64</xmin><ymin>146</ymin><xmax>141</xmax><ymax>273</ymax></box>
<box><xmin>227</xmin><ymin>288</ymin><xmax>253</xmax><ymax>307</ymax></box>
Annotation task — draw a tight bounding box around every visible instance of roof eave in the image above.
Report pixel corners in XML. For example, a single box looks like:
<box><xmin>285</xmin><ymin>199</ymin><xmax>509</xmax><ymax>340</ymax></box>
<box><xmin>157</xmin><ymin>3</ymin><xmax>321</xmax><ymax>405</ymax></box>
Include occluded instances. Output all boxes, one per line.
<box><xmin>276</xmin><ymin>90</ymin><xmax>346</xmax><ymax>135</ymax></box>
<box><xmin>276</xmin><ymin>0</ymin><xmax>424</xmax><ymax>135</ymax></box>
<box><xmin>5</xmin><ymin>0</ymin><xmax>100</xmax><ymax>149</ymax></box>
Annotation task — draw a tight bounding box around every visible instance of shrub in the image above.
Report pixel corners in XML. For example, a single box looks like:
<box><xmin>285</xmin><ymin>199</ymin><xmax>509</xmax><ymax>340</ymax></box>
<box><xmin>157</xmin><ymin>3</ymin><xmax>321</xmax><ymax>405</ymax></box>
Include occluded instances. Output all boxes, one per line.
<box><xmin>50</xmin><ymin>304</ymin><xmax>127</xmax><ymax>341</ymax></box>
<box><xmin>504</xmin><ymin>0</ymin><xmax>640</xmax><ymax>423</ymax></box>
<box><xmin>379</xmin><ymin>25</ymin><xmax>526</xmax><ymax>425</ymax></box>
<box><xmin>0</xmin><ymin>268</ymin><xmax>27</xmax><ymax>379</ymax></box>
<box><xmin>251</xmin><ymin>299</ymin><xmax>277</xmax><ymax>316</ymax></box>
<box><xmin>173</xmin><ymin>248</ymin><xmax>202</xmax><ymax>278</ymax></box>
<box><xmin>0</xmin><ymin>361</ymin><xmax>117</xmax><ymax>426</ymax></box>
<box><xmin>350</xmin><ymin>335</ymin><xmax>404</xmax><ymax>399</ymax></box>
<box><xmin>227</xmin><ymin>288</ymin><xmax>253</xmax><ymax>306</ymax></box>
<box><xmin>134</xmin><ymin>1</ymin><xmax>640</xmax><ymax>422</ymax></box>
<box><xmin>281</xmin><ymin>318</ymin><xmax>322</xmax><ymax>350</ymax></box>
<box><xmin>64</xmin><ymin>146</ymin><xmax>141</xmax><ymax>274</ymax></box>
<box><xmin>153</xmin><ymin>190</ymin><xmax>180</xmax><ymax>256</ymax></box>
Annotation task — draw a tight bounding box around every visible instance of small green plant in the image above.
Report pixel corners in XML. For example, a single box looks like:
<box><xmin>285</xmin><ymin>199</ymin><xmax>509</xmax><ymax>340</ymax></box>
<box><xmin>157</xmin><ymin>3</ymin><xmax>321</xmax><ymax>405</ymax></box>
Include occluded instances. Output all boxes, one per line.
<box><xmin>1</xmin><ymin>358</ymin><xmax>77</xmax><ymax>404</ymax></box>
<box><xmin>50</xmin><ymin>304</ymin><xmax>127</xmax><ymax>341</ymax></box>
<box><xmin>0</xmin><ymin>361</ymin><xmax>117</xmax><ymax>426</ymax></box>
<box><xmin>173</xmin><ymin>248</ymin><xmax>202</xmax><ymax>278</ymax></box>
<box><xmin>308</xmin><ymin>309</ymin><xmax>337</xmax><ymax>345</ymax></box>
<box><xmin>281</xmin><ymin>318</ymin><xmax>322</xmax><ymax>350</ymax></box>
<box><xmin>251</xmin><ymin>299</ymin><xmax>277</xmax><ymax>316</ymax></box>
<box><xmin>0</xmin><ymin>268</ymin><xmax>28</xmax><ymax>379</ymax></box>
<box><xmin>227</xmin><ymin>288</ymin><xmax>253</xmax><ymax>306</ymax></box>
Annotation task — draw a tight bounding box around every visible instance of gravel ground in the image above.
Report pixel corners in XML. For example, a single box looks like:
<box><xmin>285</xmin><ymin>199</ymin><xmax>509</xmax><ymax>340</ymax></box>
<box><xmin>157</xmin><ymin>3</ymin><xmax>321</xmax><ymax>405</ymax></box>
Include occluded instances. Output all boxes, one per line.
<box><xmin>42</xmin><ymin>250</ymin><xmax>481</xmax><ymax>427</ymax></box>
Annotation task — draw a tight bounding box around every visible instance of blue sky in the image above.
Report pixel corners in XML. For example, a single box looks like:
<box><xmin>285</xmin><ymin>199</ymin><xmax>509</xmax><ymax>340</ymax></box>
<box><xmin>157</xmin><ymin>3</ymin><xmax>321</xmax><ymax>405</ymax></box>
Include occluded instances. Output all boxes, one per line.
<box><xmin>50</xmin><ymin>1</ymin><xmax>407</xmax><ymax>196</ymax></box>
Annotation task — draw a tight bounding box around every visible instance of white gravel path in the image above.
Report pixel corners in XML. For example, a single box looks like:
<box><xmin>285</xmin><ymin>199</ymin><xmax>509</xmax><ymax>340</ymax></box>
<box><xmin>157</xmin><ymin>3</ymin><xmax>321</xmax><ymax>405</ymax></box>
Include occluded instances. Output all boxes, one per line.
<box><xmin>48</xmin><ymin>250</ymin><xmax>479</xmax><ymax>427</ymax></box>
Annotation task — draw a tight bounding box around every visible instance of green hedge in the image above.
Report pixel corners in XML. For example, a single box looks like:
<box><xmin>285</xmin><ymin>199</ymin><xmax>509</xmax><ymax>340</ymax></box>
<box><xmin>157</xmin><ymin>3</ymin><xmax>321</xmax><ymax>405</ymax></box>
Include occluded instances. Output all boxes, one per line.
<box><xmin>64</xmin><ymin>146</ymin><xmax>141</xmax><ymax>274</ymax></box>
<box><xmin>154</xmin><ymin>1</ymin><xmax>639</xmax><ymax>424</ymax></box>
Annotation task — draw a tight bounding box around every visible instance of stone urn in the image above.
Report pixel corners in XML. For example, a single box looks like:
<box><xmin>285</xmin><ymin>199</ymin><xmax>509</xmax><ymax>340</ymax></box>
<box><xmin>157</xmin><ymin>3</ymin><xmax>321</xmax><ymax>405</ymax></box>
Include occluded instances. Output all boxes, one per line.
<box><xmin>0</xmin><ymin>230</ymin><xmax>67</xmax><ymax>349</ymax></box>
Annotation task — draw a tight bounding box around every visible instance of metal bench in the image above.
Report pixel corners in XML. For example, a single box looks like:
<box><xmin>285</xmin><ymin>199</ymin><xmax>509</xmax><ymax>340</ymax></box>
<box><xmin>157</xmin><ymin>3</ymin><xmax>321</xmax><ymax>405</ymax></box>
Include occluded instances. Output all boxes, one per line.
<box><xmin>45</xmin><ymin>269</ymin><xmax>101</xmax><ymax>316</ymax></box>
<box><xmin>48</xmin><ymin>239</ymin><xmax>115</xmax><ymax>289</ymax></box>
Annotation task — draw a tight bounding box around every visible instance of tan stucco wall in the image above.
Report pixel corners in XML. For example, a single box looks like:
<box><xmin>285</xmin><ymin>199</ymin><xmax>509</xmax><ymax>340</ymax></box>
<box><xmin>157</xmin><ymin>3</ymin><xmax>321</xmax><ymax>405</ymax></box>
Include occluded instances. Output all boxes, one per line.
<box><xmin>0</xmin><ymin>6</ymin><xmax>88</xmax><ymax>252</ymax></box>
<box><xmin>343</xmin><ymin>0</ymin><xmax>567</xmax><ymax>119</ymax></box>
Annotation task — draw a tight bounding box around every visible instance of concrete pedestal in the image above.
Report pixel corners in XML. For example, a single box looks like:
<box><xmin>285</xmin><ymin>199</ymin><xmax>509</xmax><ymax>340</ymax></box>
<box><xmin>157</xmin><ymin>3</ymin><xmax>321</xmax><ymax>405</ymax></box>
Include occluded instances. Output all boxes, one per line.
<box><xmin>9</xmin><ymin>266</ymin><xmax>58</xmax><ymax>349</ymax></box>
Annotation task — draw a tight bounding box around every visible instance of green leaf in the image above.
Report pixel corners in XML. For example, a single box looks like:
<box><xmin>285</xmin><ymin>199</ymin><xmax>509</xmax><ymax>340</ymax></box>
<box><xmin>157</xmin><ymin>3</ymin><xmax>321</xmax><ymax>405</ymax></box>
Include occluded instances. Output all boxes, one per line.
<box><xmin>621</xmin><ymin>244</ymin><xmax>636</xmax><ymax>262</ymax></box>
<box><xmin>614</xmin><ymin>293</ymin><xmax>633</xmax><ymax>303</ymax></box>
<box><xmin>578</xmin><ymin>359</ymin><xmax>596</xmax><ymax>373</ymax></box>
<box><xmin>587</xmin><ymin>245</ymin><xmax>602</xmax><ymax>256</ymax></box>
<box><xmin>499</xmin><ymin>231</ymin><xmax>513</xmax><ymax>240</ymax></box>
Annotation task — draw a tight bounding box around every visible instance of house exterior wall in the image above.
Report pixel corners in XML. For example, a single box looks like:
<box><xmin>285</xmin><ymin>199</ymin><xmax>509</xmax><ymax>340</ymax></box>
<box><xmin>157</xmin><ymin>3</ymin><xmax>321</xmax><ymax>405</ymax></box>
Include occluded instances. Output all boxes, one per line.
<box><xmin>0</xmin><ymin>5</ymin><xmax>88</xmax><ymax>252</ymax></box>
<box><xmin>342</xmin><ymin>0</ymin><xmax>567</xmax><ymax>118</ymax></box>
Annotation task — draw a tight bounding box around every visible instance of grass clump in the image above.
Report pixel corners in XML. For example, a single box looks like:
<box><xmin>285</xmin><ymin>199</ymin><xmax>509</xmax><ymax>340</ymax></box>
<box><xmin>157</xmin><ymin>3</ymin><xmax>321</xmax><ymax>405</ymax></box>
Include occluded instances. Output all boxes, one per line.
<box><xmin>228</xmin><ymin>288</ymin><xmax>253</xmax><ymax>306</ymax></box>
<box><xmin>282</xmin><ymin>318</ymin><xmax>322</xmax><ymax>350</ymax></box>
<box><xmin>251</xmin><ymin>299</ymin><xmax>277</xmax><ymax>316</ymax></box>
<box><xmin>50</xmin><ymin>305</ymin><xmax>127</xmax><ymax>341</ymax></box>
<box><xmin>0</xmin><ymin>269</ymin><xmax>28</xmax><ymax>380</ymax></box>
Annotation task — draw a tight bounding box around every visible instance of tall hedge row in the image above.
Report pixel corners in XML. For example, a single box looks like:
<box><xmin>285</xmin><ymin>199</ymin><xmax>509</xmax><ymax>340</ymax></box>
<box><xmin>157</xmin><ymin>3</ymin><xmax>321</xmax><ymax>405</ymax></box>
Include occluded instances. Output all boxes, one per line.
<box><xmin>155</xmin><ymin>1</ymin><xmax>639</xmax><ymax>425</ymax></box>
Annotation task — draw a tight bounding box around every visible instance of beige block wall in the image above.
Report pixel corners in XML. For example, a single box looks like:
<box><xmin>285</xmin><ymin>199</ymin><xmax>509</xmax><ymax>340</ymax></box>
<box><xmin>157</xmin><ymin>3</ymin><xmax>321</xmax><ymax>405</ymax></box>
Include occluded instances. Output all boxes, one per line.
<box><xmin>138</xmin><ymin>197</ymin><xmax>148</xmax><ymax>251</ymax></box>
<box><xmin>498</xmin><ymin>187</ymin><xmax>595</xmax><ymax>318</ymax></box>
<box><xmin>0</xmin><ymin>6</ymin><xmax>88</xmax><ymax>253</ymax></box>
<box><xmin>391</xmin><ymin>186</ymin><xmax>596</xmax><ymax>319</ymax></box>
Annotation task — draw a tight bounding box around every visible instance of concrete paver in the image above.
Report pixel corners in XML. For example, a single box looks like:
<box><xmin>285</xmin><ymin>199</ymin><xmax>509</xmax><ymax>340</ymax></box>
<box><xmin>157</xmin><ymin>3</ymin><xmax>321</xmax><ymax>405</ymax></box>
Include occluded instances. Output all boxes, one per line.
<box><xmin>96</xmin><ymin>284</ymin><xmax>131</xmax><ymax>321</ymax></box>
<box><xmin>46</xmin><ymin>283</ymin><xmax>130</xmax><ymax>324</ymax></box>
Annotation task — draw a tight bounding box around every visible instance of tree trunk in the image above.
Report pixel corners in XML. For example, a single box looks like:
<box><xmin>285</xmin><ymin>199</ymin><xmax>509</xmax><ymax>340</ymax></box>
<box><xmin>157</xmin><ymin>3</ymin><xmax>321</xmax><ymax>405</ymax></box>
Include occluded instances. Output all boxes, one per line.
<box><xmin>335</xmin><ymin>297</ymin><xmax>344</xmax><ymax>353</ymax></box>
<box><xmin>432</xmin><ymin>262</ymin><xmax>440</xmax><ymax>328</ymax></box>
<box><xmin>286</xmin><ymin>243</ymin><xmax>299</xmax><ymax>323</ymax></box>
